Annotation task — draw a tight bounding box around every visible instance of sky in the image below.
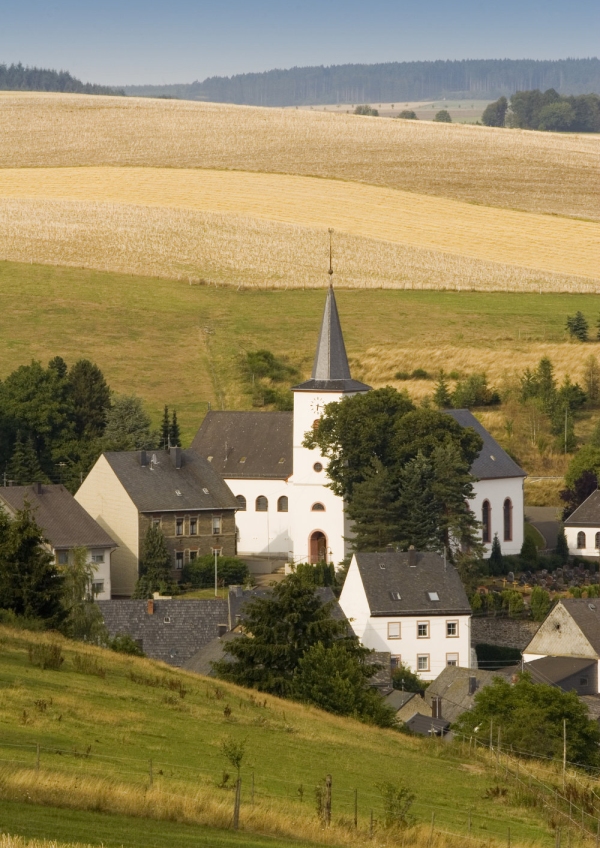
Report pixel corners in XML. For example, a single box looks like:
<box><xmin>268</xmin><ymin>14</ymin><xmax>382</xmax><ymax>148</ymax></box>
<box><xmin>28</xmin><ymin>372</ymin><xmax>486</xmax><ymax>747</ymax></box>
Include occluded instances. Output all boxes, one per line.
<box><xmin>1</xmin><ymin>0</ymin><xmax>598</xmax><ymax>86</ymax></box>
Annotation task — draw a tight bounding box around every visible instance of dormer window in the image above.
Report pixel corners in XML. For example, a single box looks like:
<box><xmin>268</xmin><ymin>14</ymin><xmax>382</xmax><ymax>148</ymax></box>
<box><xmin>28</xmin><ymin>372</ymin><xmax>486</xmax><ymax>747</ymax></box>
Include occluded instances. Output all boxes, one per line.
<box><xmin>427</xmin><ymin>592</ymin><xmax>440</xmax><ymax>602</ymax></box>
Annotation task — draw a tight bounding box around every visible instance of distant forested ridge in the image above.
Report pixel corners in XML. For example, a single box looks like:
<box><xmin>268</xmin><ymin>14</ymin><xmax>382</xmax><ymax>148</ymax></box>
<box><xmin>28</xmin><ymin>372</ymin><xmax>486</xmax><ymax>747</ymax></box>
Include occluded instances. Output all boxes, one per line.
<box><xmin>0</xmin><ymin>63</ymin><xmax>124</xmax><ymax>96</ymax></box>
<box><xmin>124</xmin><ymin>58</ymin><xmax>600</xmax><ymax>106</ymax></box>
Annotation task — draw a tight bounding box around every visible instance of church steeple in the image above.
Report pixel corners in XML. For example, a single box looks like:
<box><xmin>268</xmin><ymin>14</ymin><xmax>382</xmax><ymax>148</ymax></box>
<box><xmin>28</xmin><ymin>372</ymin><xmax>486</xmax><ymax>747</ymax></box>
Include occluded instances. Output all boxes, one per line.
<box><xmin>292</xmin><ymin>286</ymin><xmax>371</xmax><ymax>393</ymax></box>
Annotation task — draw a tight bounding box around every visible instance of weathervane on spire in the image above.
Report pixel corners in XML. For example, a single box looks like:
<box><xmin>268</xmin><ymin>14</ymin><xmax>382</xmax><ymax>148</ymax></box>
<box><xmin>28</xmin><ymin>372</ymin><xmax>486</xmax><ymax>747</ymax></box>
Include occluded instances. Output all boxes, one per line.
<box><xmin>328</xmin><ymin>228</ymin><xmax>334</xmax><ymax>283</ymax></box>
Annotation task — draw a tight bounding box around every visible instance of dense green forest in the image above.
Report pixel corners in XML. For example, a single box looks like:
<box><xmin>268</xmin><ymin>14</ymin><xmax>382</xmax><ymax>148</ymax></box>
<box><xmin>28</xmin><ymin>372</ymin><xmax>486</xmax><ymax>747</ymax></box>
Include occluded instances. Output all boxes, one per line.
<box><xmin>0</xmin><ymin>62</ymin><xmax>124</xmax><ymax>95</ymax></box>
<box><xmin>483</xmin><ymin>89</ymin><xmax>600</xmax><ymax>132</ymax></box>
<box><xmin>124</xmin><ymin>58</ymin><xmax>600</xmax><ymax>106</ymax></box>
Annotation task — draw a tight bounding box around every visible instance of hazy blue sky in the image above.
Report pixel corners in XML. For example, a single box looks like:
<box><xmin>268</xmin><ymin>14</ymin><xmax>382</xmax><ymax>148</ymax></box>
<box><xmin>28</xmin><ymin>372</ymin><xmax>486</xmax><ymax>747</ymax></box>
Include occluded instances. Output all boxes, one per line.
<box><xmin>2</xmin><ymin>0</ymin><xmax>598</xmax><ymax>86</ymax></box>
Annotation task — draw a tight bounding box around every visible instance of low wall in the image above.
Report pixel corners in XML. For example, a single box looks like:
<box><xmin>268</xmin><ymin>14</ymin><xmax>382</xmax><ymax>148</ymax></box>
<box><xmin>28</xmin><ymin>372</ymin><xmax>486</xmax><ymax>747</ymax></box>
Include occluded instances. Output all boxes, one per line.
<box><xmin>471</xmin><ymin>617</ymin><xmax>540</xmax><ymax>650</ymax></box>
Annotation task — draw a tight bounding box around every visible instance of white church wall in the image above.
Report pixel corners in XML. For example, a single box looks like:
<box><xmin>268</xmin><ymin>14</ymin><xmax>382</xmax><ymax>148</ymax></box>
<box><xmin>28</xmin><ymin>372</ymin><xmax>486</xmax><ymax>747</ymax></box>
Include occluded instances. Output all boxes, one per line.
<box><xmin>470</xmin><ymin>477</ymin><xmax>524</xmax><ymax>557</ymax></box>
<box><xmin>565</xmin><ymin>525</ymin><xmax>600</xmax><ymax>558</ymax></box>
<box><xmin>225</xmin><ymin>478</ymin><xmax>292</xmax><ymax>557</ymax></box>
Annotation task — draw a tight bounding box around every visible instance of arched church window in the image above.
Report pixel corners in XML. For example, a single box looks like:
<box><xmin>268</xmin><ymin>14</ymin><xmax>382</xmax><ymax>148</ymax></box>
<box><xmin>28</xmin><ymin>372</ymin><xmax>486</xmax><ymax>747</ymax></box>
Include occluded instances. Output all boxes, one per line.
<box><xmin>277</xmin><ymin>496</ymin><xmax>288</xmax><ymax>512</ymax></box>
<box><xmin>235</xmin><ymin>495</ymin><xmax>246</xmax><ymax>511</ymax></box>
<box><xmin>311</xmin><ymin>502</ymin><xmax>325</xmax><ymax>511</ymax></box>
<box><xmin>482</xmin><ymin>500</ymin><xmax>491</xmax><ymax>544</ymax></box>
<box><xmin>503</xmin><ymin>498</ymin><xmax>513</xmax><ymax>542</ymax></box>
<box><xmin>256</xmin><ymin>496</ymin><xmax>268</xmax><ymax>512</ymax></box>
<box><xmin>595</xmin><ymin>532</ymin><xmax>600</xmax><ymax>549</ymax></box>
<box><xmin>577</xmin><ymin>531</ymin><xmax>586</xmax><ymax>549</ymax></box>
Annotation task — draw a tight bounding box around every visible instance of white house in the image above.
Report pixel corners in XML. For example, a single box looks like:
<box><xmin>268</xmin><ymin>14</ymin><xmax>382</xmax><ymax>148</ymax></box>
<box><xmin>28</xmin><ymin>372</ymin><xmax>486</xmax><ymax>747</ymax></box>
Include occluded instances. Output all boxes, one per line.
<box><xmin>192</xmin><ymin>286</ymin><xmax>526</xmax><ymax>566</ymax></box>
<box><xmin>339</xmin><ymin>550</ymin><xmax>472</xmax><ymax>681</ymax></box>
<box><xmin>564</xmin><ymin>490</ymin><xmax>600</xmax><ymax>558</ymax></box>
<box><xmin>0</xmin><ymin>482</ymin><xmax>116</xmax><ymax>599</ymax></box>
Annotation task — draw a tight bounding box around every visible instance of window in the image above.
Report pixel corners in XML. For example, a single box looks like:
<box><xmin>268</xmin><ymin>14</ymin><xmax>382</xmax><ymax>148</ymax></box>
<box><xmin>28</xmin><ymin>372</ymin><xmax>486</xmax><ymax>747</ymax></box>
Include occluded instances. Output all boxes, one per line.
<box><xmin>391</xmin><ymin>655</ymin><xmax>402</xmax><ymax>670</ymax></box>
<box><xmin>503</xmin><ymin>498</ymin><xmax>513</xmax><ymax>542</ymax></box>
<box><xmin>256</xmin><ymin>496</ymin><xmax>268</xmax><ymax>512</ymax></box>
<box><xmin>311</xmin><ymin>502</ymin><xmax>325</xmax><ymax>511</ymax></box>
<box><xmin>482</xmin><ymin>500</ymin><xmax>491</xmax><ymax>544</ymax></box>
<box><xmin>91</xmin><ymin>552</ymin><xmax>104</xmax><ymax>563</ymax></box>
<box><xmin>57</xmin><ymin>551</ymin><xmax>68</xmax><ymax>565</ymax></box>
<box><xmin>92</xmin><ymin>580</ymin><xmax>104</xmax><ymax>595</ymax></box>
<box><xmin>190</xmin><ymin>550</ymin><xmax>198</xmax><ymax>561</ymax></box>
<box><xmin>236</xmin><ymin>495</ymin><xmax>247</xmax><ymax>511</ymax></box>
<box><xmin>417</xmin><ymin>621</ymin><xmax>429</xmax><ymax>638</ymax></box>
<box><xmin>189</xmin><ymin>517</ymin><xmax>197</xmax><ymax>535</ymax></box>
<box><xmin>580</xmin><ymin>677</ymin><xmax>589</xmax><ymax>686</ymax></box>
<box><xmin>175</xmin><ymin>551</ymin><xmax>184</xmax><ymax>569</ymax></box>
<box><xmin>446</xmin><ymin>621</ymin><xmax>458</xmax><ymax>638</ymax></box>
<box><xmin>427</xmin><ymin>591</ymin><xmax>440</xmax><ymax>602</ymax></box>
<box><xmin>577</xmin><ymin>531</ymin><xmax>586</xmax><ymax>549</ymax></box>
<box><xmin>446</xmin><ymin>653</ymin><xmax>459</xmax><ymax>667</ymax></box>
<box><xmin>212</xmin><ymin>514</ymin><xmax>222</xmax><ymax>535</ymax></box>
<box><xmin>176</xmin><ymin>518</ymin><xmax>183</xmax><ymax>536</ymax></box>
<box><xmin>417</xmin><ymin>655</ymin><xmax>430</xmax><ymax>672</ymax></box>
<box><xmin>387</xmin><ymin>622</ymin><xmax>401</xmax><ymax>639</ymax></box>
<box><xmin>313</xmin><ymin>462</ymin><xmax>323</xmax><ymax>472</ymax></box>
<box><xmin>164</xmin><ymin>616</ymin><xmax>171</xmax><ymax>624</ymax></box>
<box><xmin>277</xmin><ymin>496</ymin><xmax>288</xmax><ymax>513</ymax></box>
<box><xmin>596</xmin><ymin>532</ymin><xmax>600</xmax><ymax>550</ymax></box>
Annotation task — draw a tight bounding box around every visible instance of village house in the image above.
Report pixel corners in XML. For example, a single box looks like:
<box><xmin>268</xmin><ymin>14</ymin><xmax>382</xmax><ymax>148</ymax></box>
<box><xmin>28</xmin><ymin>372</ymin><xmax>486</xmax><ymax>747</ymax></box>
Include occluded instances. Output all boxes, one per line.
<box><xmin>339</xmin><ymin>549</ymin><xmax>472</xmax><ymax>681</ymax></box>
<box><xmin>192</xmin><ymin>286</ymin><xmax>526</xmax><ymax>568</ymax></box>
<box><xmin>563</xmin><ymin>490</ymin><xmax>600</xmax><ymax>558</ymax></box>
<box><xmin>522</xmin><ymin>598</ymin><xmax>600</xmax><ymax>695</ymax></box>
<box><xmin>75</xmin><ymin>447</ymin><xmax>238</xmax><ymax>597</ymax></box>
<box><xmin>0</xmin><ymin>483</ymin><xmax>116</xmax><ymax>600</ymax></box>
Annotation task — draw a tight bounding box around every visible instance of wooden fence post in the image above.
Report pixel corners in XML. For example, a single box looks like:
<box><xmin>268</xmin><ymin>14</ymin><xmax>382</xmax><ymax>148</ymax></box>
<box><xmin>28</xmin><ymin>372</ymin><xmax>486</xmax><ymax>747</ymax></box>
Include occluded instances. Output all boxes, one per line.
<box><xmin>324</xmin><ymin>774</ymin><xmax>332</xmax><ymax>827</ymax></box>
<box><xmin>354</xmin><ymin>788</ymin><xmax>358</xmax><ymax>828</ymax></box>
<box><xmin>36</xmin><ymin>742</ymin><xmax>40</xmax><ymax>772</ymax></box>
<box><xmin>507</xmin><ymin>826</ymin><xmax>510</xmax><ymax>847</ymax></box>
<box><xmin>468</xmin><ymin>810</ymin><xmax>472</xmax><ymax>835</ymax></box>
<box><xmin>233</xmin><ymin>777</ymin><xmax>242</xmax><ymax>830</ymax></box>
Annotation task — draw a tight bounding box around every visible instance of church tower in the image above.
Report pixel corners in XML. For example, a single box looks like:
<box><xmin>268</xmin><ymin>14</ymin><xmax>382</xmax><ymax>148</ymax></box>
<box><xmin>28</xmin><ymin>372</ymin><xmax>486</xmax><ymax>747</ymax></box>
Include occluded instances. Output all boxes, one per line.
<box><xmin>290</xmin><ymin>286</ymin><xmax>370</xmax><ymax>566</ymax></box>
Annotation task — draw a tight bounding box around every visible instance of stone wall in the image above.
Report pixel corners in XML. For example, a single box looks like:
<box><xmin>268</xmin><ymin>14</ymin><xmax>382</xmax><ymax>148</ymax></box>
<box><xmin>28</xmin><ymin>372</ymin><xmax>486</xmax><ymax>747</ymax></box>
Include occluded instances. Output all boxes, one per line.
<box><xmin>471</xmin><ymin>617</ymin><xmax>540</xmax><ymax>650</ymax></box>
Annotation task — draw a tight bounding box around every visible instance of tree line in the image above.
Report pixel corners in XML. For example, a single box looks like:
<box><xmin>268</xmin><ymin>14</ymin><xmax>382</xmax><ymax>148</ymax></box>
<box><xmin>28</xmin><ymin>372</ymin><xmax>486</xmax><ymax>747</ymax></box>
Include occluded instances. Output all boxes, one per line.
<box><xmin>0</xmin><ymin>357</ymin><xmax>178</xmax><ymax>492</ymax></box>
<box><xmin>483</xmin><ymin>89</ymin><xmax>600</xmax><ymax>132</ymax></box>
<box><xmin>124</xmin><ymin>59</ymin><xmax>600</xmax><ymax>107</ymax></box>
<box><xmin>0</xmin><ymin>63</ymin><xmax>124</xmax><ymax>96</ymax></box>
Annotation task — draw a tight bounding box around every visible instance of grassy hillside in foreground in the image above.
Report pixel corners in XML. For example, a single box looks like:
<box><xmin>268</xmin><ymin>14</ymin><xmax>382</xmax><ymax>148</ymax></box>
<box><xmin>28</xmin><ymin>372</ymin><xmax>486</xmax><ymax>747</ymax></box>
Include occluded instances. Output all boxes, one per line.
<box><xmin>1</xmin><ymin>261</ymin><xmax>599</xmax><ymax>455</ymax></box>
<box><xmin>0</xmin><ymin>626</ymin><xmax>559</xmax><ymax>847</ymax></box>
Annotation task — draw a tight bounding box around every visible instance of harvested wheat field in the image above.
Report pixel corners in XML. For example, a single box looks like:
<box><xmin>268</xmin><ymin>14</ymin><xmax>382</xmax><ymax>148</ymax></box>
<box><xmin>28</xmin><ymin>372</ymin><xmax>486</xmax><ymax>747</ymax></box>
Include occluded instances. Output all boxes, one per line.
<box><xmin>0</xmin><ymin>93</ymin><xmax>598</xmax><ymax>220</ymax></box>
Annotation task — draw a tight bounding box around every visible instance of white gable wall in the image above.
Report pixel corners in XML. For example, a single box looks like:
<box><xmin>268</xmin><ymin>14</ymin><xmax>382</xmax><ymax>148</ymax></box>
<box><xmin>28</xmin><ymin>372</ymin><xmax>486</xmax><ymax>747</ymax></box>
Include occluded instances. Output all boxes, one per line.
<box><xmin>225</xmin><ymin>477</ymin><xmax>291</xmax><ymax>556</ymax></box>
<box><xmin>470</xmin><ymin>477</ymin><xmax>524</xmax><ymax>557</ymax></box>
<box><xmin>75</xmin><ymin>455</ymin><xmax>140</xmax><ymax>597</ymax></box>
<box><xmin>565</xmin><ymin>525</ymin><xmax>600</xmax><ymax>558</ymax></box>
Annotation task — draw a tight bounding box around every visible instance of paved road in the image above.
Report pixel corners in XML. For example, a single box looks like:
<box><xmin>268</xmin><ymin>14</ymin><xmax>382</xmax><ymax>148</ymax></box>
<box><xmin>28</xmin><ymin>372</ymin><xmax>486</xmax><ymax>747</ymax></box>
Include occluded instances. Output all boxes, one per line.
<box><xmin>525</xmin><ymin>506</ymin><xmax>560</xmax><ymax>551</ymax></box>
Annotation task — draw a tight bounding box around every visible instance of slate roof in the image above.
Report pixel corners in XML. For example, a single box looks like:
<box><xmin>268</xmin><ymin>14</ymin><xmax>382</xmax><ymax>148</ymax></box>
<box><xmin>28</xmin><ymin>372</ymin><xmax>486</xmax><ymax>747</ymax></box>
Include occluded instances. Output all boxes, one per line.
<box><xmin>293</xmin><ymin>286</ymin><xmax>371</xmax><ymax>393</ymax></box>
<box><xmin>384</xmin><ymin>690</ymin><xmax>418</xmax><ymax>712</ymax></box>
<box><xmin>183</xmin><ymin>630</ymin><xmax>241</xmax><ymax>676</ymax></box>
<box><xmin>191</xmin><ymin>411</ymin><xmax>292</xmax><ymax>480</ymax></box>
<box><xmin>353</xmin><ymin>552</ymin><xmax>471</xmax><ymax>617</ymax></box>
<box><xmin>564</xmin><ymin>490</ymin><xmax>600</xmax><ymax>526</ymax></box>
<box><xmin>0</xmin><ymin>484</ymin><xmax>116</xmax><ymax>550</ymax></box>
<box><xmin>228</xmin><ymin>585</ymin><xmax>345</xmax><ymax>628</ymax></box>
<box><xmin>444</xmin><ymin>409</ymin><xmax>526</xmax><ymax>480</ymax></box>
<box><xmin>423</xmin><ymin>665</ymin><xmax>514</xmax><ymax>724</ymax></box>
<box><xmin>524</xmin><ymin>656</ymin><xmax>597</xmax><ymax>686</ymax></box>
<box><xmin>102</xmin><ymin>449</ymin><xmax>238</xmax><ymax>512</ymax></box>
<box><xmin>98</xmin><ymin>599</ymin><xmax>229</xmax><ymax>667</ymax></box>
<box><xmin>558</xmin><ymin>599</ymin><xmax>600</xmax><ymax>655</ymax></box>
<box><xmin>405</xmin><ymin>713</ymin><xmax>450</xmax><ymax>736</ymax></box>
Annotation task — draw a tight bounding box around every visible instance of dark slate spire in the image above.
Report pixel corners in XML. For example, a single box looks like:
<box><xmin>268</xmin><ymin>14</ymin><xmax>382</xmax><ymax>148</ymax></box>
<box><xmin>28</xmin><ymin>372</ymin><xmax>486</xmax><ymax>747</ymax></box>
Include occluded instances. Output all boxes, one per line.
<box><xmin>292</xmin><ymin>286</ymin><xmax>371</xmax><ymax>393</ymax></box>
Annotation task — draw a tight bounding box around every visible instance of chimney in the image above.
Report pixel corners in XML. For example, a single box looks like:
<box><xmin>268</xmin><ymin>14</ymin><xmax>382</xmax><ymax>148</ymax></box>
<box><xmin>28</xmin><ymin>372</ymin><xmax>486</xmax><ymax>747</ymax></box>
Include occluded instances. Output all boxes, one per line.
<box><xmin>31</xmin><ymin>482</ymin><xmax>42</xmax><ymax>495</ymax></box>
<box><xmin>147</xmin><ymin>599</ymin><xmax>154</xmax><ymax>615</ymax></box>
<box><xmin>468</xmin><ymin>676</ymin><xmax>477</xmax><ymax>696</ymax></box>
<box><xmin>431</xmin><ymin>696</ymin><xmax>443</xmax><ymax>719</ymax></box>
<box><xmin>139</xmin><ymin>450</ymin><xmax>147</xmax><ymax>467</ymax></box>
<box><xmin>218</xmin><ymin>624</ymin><xmax>227</xmax><ymax>637</ymax></box>
<box><xmin>408</xmin><ymin>546</ymin><xmax>417</xmax><ymax>567</ymax></box>
<box><xmin>170</xmin><ymin>446</ymin><xmax>182</xmax><ymax>469</ymax></box>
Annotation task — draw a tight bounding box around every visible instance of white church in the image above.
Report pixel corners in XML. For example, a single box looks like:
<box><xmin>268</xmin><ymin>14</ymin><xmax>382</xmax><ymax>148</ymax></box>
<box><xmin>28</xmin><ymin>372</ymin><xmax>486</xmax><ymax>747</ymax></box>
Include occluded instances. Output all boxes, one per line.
<box><xmin>192</xmin><ymin>286</ymin><xmax>526</xmax><ymax>566</ymax></box>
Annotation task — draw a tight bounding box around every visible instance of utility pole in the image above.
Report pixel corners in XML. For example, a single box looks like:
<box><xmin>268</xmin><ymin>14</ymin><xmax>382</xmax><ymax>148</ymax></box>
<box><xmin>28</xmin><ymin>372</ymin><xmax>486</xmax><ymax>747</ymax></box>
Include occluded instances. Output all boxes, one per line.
<box><xmin>563</xmin><ymin>718</ymin><xmax>567</xmax><ymax>791</ymax></box>
<box><xmin>214</xmin><ymin>548</ymin><xmax>218</xmax><ymax>597</ymax></box>
<box><xmin>565</xmin><ymin>407</ymin><xmax>568</xmax><ymax>455</ymax></box>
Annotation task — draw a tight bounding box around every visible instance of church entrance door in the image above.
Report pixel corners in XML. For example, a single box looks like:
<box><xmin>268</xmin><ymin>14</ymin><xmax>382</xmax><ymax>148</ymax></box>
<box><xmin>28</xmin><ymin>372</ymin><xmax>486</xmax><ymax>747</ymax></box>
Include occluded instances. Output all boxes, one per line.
<box><xmin>309</xmin><ymin>531</ymin><xmax>327</xmax><ymax>564</ymax></box>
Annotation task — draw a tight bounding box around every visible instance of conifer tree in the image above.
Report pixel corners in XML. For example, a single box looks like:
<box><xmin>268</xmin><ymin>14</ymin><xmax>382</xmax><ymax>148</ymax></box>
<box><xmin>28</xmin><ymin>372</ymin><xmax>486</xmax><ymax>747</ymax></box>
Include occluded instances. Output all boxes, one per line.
<box><xmin>132</xmin><ymin>525</ymin><xmax>173</xmax><ymax>598</ymax></box>
<box><xmin>433</xmin><ymin>371</ymin><xmax>452</xmax><ymax>409</ymax></box>
<box><xmin>566</xmin><ymin>311</ymin><xmax>589</xmax><ymax>342</ymax></box>
<box><xmin>555</xmin><ymin>526</ymin><xmax>569</xmax><ymax>564</ymax></box>
<box><xmin>345</xmin><ymin>459</ymin><xmax>400</xmax><ymax>551</ymax></box>
<box><xmin>161</xmin><ymin>405</ymin><xmax>170</xmax><ymax>449</ymax></box>
<box><xmin>488</xmin><ymin>534</ymin><xmax>504</xmax><ymax>576</ymax></box>
<box><xmin>396</xmin><ymin>453</ymin><xmax>439</xmax><ymax>551</ymax></box>
<box><xmin>61</xmin><ymin>546</ymin><xmax>107</xmax><ymax>643</ymax></box>
<box><xmin>170</xmin><ymin>410</ymin><xmax>180</xmax><ymax>447</ymax></box>
<box><xmin>6</xmin><ymin>432</ymin><xmax>45</xmax><ymax>485</ymax></box>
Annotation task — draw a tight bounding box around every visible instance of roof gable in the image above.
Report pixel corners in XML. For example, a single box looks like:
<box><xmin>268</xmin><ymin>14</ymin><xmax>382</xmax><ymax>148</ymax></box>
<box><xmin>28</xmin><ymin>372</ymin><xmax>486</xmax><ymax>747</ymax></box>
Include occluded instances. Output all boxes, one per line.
<box><xmin>191</xmin><ymin>411</ymin><xmax>292</xmax><ymax>479</ymax></box>
<box><xmin>444</xmin><ymin>409</ymin><xmax>526</xmax><ymax>480</ymax></box>
<box><xmin>352</xmin><ymin>551</ymin><xmax>471</xmax><ymax>617</ymax></box>
<box><xmin>525</xmin><ymin>599</ymin><xmax>600</xmax><ymax>658</ymax></box>
<box><xmin>564</xmin><ymin>489</ymin><xmax>600</xmax><ymax>526</ymax></box>
<box><xmin>102</xmin><ymin>450</ymin><xmax>238</xmax><ymax>512</ymax></box>
<box><xmin>0</xmin><ymin>484</ymin><xmax>116</xmax><ymax>549</ymax></box>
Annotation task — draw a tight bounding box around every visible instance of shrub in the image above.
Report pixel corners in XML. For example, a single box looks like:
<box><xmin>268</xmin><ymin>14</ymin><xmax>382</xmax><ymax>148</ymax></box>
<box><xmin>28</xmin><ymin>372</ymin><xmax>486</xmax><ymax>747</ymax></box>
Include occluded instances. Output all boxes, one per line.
<box><xmin>354</xmin><ymin>105</ymin><xmax>379</xmax><ymax>116</ymax></box>
<box><xmin>391</xmin><ymin>662</ymin><xmax>428</xmax><ymax>692</ymax></box>
<box><xmin>434</xmin><ymin>110</ymin><xmax>452</xmax><ymax>123</ymax></box>
<box><xmin>109</xmin><ymin>633</ymin><xmax>145</xmax><ymax>656</ymax></box>
<box><xmin>410</xmin><ymin>368</ymin><xmax>430</xmax><ymax>380</ymax></box>
<box><xmin>394</xmin><ymin>371</ymin><xmax>410</xmax><ymax>380</ymax></box>
<box><xmin>182</xmin><ymin>555</ymin><xmax>249</xmax><ymax>589</ymax></box>
<box><xmin>530</xmin><ymin>587</ymin><xmax>552</xmax><ymax>622</ymax></box>
<box><xmin>377</xmin><ymin>781</ymin><xmax>415</xmax><ymax>829</ymax></box>
<box><xmin>0</xmin><ymin>609</ymin><xmax>46</xmax><ymax>631</ymax></box>
<box><xmin>452</xmin><ymin>373</ymin><xmax>500</xmax><ymax>408</ymax></box>
<box><xmin>73</xmin><ymin>653</ymin><xmax>106</xmax><ymax>678</ymax></box>
<box><xmin>398</xmin><ymin>110</ymin><xmax>417</xmax><ymax>120</ymax></box>
<box><xmin>28</xmin><ymin>643</ymin><xmax>64</xmax><ymax>670</ymax></box>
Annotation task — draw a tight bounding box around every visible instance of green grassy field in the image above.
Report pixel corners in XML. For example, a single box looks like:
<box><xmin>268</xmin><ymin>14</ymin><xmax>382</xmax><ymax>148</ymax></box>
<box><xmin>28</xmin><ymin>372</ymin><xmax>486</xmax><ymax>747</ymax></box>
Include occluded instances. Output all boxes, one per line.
<box><xmin>0</xmin><ymin>260</ymin><xmax>597</xmax><ymax>450</ymax></box>
<box><xmin>0</xmin><ymin>627</ymin><xmax>562</xmax><ymax>847</ymax></box>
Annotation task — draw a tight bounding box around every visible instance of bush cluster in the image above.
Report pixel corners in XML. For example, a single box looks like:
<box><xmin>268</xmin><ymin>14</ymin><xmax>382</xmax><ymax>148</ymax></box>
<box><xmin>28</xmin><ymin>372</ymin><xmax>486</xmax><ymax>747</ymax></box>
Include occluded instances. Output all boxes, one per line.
<box><xmin>181</xmin><ymin>555</ymin><xmax>249</xmax><ymax>589</ymax></box>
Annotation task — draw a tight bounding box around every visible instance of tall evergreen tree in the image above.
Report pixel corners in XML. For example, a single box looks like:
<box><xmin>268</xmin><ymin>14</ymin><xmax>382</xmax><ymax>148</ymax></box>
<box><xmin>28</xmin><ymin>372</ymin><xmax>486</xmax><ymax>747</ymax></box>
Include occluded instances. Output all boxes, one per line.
<box><xmin>345</xmin><ymin>459</ymin><xmax>400</xmax><ymax>551</ymax></box>
<box><xmin>132</xmin><ymin>525</ymin><xmax>173</xmax><ymax>598</ymax></box>
<box><xmin>160</xmin><ymin>406</ymin><xmax>170</xmax><ymax>449</ymax></box>
<box><xmin>170</xmin><ymin>410</ymin><xmax>180</xmax><ymax>447</ymax></box>
<box><xmin>488</xmin><ymin>534</ymin><xmax>504</xmax><ymax>576</ymax></box>
<box><xmin>103</xmin><ymin>395</ymin><xmax>156</xmax><ymax>451</ymax></box>
<box><xmin>433</xmin><ymin>371</ymin><xmax>452</xmax><ymax>409</ymax></box>
<box><xmin>482</xmin><ymin>96</ymin><xmax>508</xmax><ymax>127</ymax></box>
<box><xmin>566</xmin><ymin>311</ymin><xmax>589</xmax><ymax>342</ymax></box>
<box><xmin>555</xmin><ymin>526</ymin><xmax>569</xmax><ymax>564</ymax></box>
<box><xmin>396</xmin><ymin>453</ymin><xmax>439</xmax><ymax>551</ymax></box>
<box><xmin>6</xmin><ymin>431</ymin><xmax>46</xmax><ymax>485</ymax></box>
<box><xmin>67</xmin><ymin>359</ymin><xmax>111</xmax><ymax>439</ymax></box>
<box><xmin>0</xmin><ymin>502</ymin><xmax>64</xmax><ymax>623</ymax></box>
